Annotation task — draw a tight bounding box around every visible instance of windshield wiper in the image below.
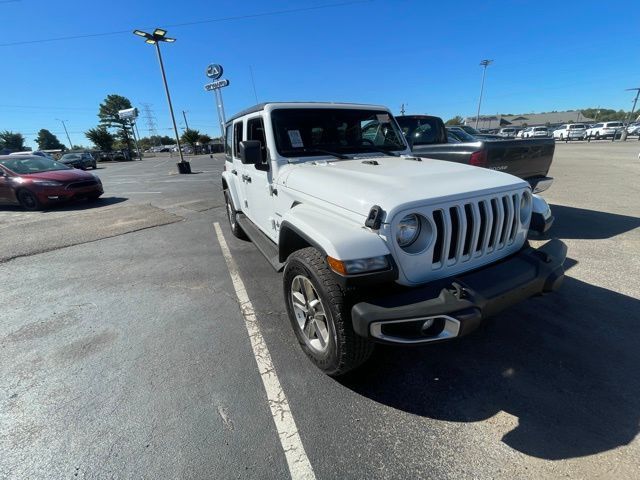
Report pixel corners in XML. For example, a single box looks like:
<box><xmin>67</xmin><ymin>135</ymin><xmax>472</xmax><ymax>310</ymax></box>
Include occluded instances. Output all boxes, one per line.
<box><xmin>355</xmin><ymin>145</ymin><xmax>400</xmax><ymax>157</ymax></box>
<box><xmin>297</xmin><ymin>148</ymin><xmax>349</xmax><ymax>160</ymax></box>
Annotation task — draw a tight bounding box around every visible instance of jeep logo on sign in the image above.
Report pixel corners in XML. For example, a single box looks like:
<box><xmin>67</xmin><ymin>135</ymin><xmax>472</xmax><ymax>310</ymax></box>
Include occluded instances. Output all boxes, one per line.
<box><xmin>206</xmin><ymin>64</ymin><xmax>223</xmax><ymax>80</ymax></box>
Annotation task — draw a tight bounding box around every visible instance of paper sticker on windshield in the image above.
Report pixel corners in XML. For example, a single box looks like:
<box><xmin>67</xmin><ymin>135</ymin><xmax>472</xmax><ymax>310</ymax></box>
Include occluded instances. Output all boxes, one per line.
<box><xmin>376</xmin><ymin>114</ymin><xmax>390</xmax><ymax>123</ymax></box>
<box><xmin>287</xmin><ymin>130</ymin><xmax>304</xmax><ymax>148</ymax></box>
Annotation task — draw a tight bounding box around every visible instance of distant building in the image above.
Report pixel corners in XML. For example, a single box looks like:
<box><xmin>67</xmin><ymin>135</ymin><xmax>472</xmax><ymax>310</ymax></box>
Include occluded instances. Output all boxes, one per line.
<box><xmin>465</xmin><ymin>110</ymin><xmax>595</xmax><ymax>130</ymax></box>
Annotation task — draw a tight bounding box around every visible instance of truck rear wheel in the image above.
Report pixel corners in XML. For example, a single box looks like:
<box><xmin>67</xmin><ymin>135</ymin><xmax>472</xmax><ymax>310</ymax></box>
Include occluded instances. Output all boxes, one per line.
<box><xmin>224</xmin><ymin>190</ymin><xmax>247</xmax><ymax>240</ymax></box>
<box><xmin>283</xmin><ymin>247</ymin><xmax>373</xmax><ymax>376</ymax></box>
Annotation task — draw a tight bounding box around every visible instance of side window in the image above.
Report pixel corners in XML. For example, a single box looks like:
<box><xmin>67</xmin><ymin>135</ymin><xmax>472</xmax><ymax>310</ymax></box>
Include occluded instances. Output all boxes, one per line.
<box><xmin>233</xmin><ymin>121</ymin><xmax>243</xmax><ymax>158</ymax></box>
<box><xmin>247</xmin><ymin>117</ymin><xmax>267</xmax><ymax>164</ymax></box>
<box><xmin>224</xmin><ymin>124</ymin><xmax>232</xmax><ymax>158</ymax></box>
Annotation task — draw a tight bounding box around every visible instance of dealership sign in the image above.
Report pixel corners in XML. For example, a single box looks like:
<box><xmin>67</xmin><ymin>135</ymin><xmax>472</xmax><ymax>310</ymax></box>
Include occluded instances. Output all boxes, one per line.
<box><xmin>204</xmin><ymin>79</ymin><xmax>230</xmax><ymax>91</ymax></box>
<box><xmin>206</xmin><ymin>64</ymin><xmax>223</xmax><ymax>80</ymax></box>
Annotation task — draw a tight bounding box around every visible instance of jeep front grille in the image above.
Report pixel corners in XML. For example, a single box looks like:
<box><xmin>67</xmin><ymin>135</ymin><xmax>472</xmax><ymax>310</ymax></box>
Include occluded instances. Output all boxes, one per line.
<box><xmin>389</xmin><ymin>189</ymin><xmax>529</xmax><ymax>285</ymax></box>
<box><xmin>431</xmin><ymin>194</ymin><xmax>519</xmax><ymax>269</ymax></box>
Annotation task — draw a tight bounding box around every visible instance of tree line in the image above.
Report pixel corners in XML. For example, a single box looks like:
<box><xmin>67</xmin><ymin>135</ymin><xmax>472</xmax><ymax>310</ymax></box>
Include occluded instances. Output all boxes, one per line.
<box><xmin>1</xmin><ymin>93</ymin><xmax>215</xmax><ymax>155</ymax></box>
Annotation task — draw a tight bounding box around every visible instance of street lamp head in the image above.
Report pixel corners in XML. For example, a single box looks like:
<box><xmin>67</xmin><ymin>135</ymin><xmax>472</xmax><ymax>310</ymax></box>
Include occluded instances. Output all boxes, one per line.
<box><xmin>479</xmin><ymin>59</ymin><xmax>493</xmax><ymax>67</ymax></box>
<box><xmin>133</xmin><ymin>29</ymin><xmax>150</xmax><ymax>38</ymax></box>
<box><xmin>153</xmin><ymin>28</ymin><xmax>167</xmax><ymax>37</ymax></box>
<box><xmin>145</xmin><ymin>38</ymin><xmax>157</xmax><ymax>44</ymax></box>
<box><xmin>163</xmin><ymin>37</ymin><xmax>176</xmax><ymax>43</ymax></box>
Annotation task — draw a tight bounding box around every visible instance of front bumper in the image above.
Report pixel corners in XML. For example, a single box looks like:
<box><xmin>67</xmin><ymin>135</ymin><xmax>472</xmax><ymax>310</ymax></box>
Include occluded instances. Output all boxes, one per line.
<box><xmin>351</xmin><ymin>239</ymin><xmax>567</xmax><ymax>344</ymax></box>
<box><xmin>36</xmin><ymin>184</ymin><xmax>103</xmax><ymax>204</ymax></box>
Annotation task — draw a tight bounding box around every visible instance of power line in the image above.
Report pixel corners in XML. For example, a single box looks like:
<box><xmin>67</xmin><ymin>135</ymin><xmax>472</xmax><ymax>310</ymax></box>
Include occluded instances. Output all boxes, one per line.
<box><xmin>0</xmin><ymin>0</ymin><xmax>370</xmax><ymax>47</ymax></box>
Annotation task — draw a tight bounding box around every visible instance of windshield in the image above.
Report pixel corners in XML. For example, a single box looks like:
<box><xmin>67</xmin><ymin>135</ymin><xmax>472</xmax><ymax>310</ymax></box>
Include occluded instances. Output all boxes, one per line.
<box><xmin>0</xmin><ymin>156</ymin><xmax>70</xmax><ymax>174</ymax></box>
<box><xmin>271</xmin><ymin>108</ymin><xmax>406</xmax><ymax>158</ymax></box>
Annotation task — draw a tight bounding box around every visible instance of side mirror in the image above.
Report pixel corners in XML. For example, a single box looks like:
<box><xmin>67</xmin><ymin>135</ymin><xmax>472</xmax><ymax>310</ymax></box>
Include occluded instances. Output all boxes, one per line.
<box><xmin>239</xmin><ymin>140</ymin><xmax>262</xmax><ymax>165</ymax></box>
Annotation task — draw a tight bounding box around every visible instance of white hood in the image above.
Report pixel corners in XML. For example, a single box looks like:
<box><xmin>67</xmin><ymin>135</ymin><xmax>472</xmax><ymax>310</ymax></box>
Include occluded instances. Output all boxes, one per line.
<box><xmin>279</xmin><ymin>156</ymin><xmax>527</xmax><ymax>218</ymax></box>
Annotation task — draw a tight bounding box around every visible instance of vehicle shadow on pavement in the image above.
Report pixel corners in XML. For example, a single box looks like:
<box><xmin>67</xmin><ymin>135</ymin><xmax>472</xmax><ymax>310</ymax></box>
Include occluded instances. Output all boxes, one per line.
<box><xmin>545</xmin><ymin>204</ymin><xmax>640</xmax><ymax>239</ymax></box>
<box><xmin>41</xmin><ymin>197</ymin><xmax>129</xmax><ymax>212</ymax></box>
<box><xmin>340</xmin><ymin>271</ymin><xmax>640</xmax><ymax>460</ymax></box>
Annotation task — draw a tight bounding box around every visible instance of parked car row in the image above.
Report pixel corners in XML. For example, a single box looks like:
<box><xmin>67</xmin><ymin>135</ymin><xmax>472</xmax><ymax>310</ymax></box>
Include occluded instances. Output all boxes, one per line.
<box><xmin>480</xmin><ymin>121</ymin><xmax>639</xmax><ymax>142</ymax></box>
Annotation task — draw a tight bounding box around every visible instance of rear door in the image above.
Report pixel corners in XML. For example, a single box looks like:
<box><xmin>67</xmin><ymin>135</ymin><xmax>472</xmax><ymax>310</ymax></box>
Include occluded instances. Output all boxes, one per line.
<box><xmin>230</xmin><ymin>119</ymin><xmax>249</xmax><ymax>212</ymax></box>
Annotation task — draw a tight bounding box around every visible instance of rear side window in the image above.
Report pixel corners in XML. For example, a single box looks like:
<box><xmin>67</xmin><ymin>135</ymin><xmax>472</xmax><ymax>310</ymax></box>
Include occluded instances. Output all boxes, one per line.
<box><xmin>396</xmin><ymin>117</ymin><xmax>446</xmax><ymax>146</ymax></box>
<box><xmin>225</xmin><ymin>124</ymin><xmax>232</xmax><ymax>158</ymax></box>
<box><xmin>233</xmin><ymin>121</ymin><xmax>243</xmax><ymax>158</ymax></box>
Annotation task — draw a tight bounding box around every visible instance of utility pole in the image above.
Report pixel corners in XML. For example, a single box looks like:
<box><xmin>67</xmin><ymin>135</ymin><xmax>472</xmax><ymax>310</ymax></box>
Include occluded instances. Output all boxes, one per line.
<box><xmin>475</xmin><ymin>59</ymin><xmax>493</xmax><ymax>129</ymax></box>
<box><xmin>621</xmin><ymin>88</ymin><xmax>640</xmax><ymax>141</ymax></box>
<box><xmin>182</xmin><ymin>110</ymin><xmax>190</xmax><ymax>131</ymax></box>
<box><xmin>56</xmin><ymin>119</ymin><xmax>73</xmax><ymax>150</ymax></box>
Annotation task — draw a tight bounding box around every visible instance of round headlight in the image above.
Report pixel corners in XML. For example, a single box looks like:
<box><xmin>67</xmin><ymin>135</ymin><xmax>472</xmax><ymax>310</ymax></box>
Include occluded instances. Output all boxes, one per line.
<box><xmin>396</xmin><ymin>213</ymin><xmax>421</xmax><ymax>247</ymax></box>
<box><xmin>520</xmin><ymin>190</ymin><xmax>533</xmax><ymax>224</ymax></box>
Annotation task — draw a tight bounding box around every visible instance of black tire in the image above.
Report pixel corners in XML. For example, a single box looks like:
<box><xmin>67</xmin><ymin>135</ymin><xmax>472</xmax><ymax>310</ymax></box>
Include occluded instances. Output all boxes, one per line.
<box><xmin>595</xmin><ymin>132</ymin><xmax>600</xmax><ymax>140</ymax></box>
<box><xmin>17</xmin><ymin>189</ymin><xmax>41</xmax><ymax>211</ymax></box>
<box><xmin>224</xmin><ymin>190</ymin><xmax>247</xmax><ymax>240</ymax></box>
<box><xmin>87</xmin><ymin>193</ymin><xmax>102</xmax><ymax>201</ymax></box>
<box><xmin>92</xmin><ymin>163</ymin><xmax>97</xmax><ymax>170</ymax></box>
<box><xmin>283</xmin><ymin>247</ymin><xmax>374</xmax><ymax>376</ymax></box>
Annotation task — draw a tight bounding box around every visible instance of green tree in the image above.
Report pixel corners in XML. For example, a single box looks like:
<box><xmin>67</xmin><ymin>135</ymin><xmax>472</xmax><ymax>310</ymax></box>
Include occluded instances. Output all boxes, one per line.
<box><xmin>98</xmin><ymin>94</ymin><xmax>134</xmax><ymax>152</ymax></box>
<box><xmin>198</xmin><ymin>134</ymin><xmax>212</xmax><ymax>145</ymax></box>
<box><xmin>581</xmin><ymin>108</ymin><xmax>628</xmax><ymax>122</ymax></box>
<box><xmin>0</xmin><ymin>131</ymin><xmax>26</xmax><ymax>151</ymax></box>
<box><xmin>181</xmin><ymin>128</ymin><xmax>201</xmax><ymax>150</ymax></box>
<box><xmin>85</xmin><ymin>126</ymin><xmax>115</xmax><ymax>151</ymax></box>
<box><xmin>445</xmin><ymin>115</ymin><xmax>464</xmax><ymax>126</ymax></box>
<box><xmin>36</xmin><ymin>129</ymin><xmax>66</xmax><ymax>151</ymax></box>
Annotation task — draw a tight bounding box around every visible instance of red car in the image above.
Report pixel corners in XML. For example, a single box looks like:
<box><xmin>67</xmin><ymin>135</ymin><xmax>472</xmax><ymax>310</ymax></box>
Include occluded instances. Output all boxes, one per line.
<box><xmin>0</xmin><ymin>155</ymin><xmax>103</xmax><ymax>210</ymax></box>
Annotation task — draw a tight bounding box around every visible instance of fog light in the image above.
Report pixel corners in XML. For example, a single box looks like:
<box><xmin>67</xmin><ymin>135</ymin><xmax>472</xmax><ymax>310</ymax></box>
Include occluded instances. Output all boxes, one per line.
<box><xmin>421</xmin><ymin>318</ymin><xmax>435</xmax><ymax>333</ymax></box>
<box><xmin>47</xmin><ymin>196</ymin><xmax>59</xmax><ymax>200</ymax></box>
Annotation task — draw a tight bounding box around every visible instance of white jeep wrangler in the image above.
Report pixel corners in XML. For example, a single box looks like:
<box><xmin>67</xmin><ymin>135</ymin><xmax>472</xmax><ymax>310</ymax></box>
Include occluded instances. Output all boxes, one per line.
<box><xmin>222</xmin><ymin>102</ymin><xmax>566</xmax><ymax>376</ymax></box>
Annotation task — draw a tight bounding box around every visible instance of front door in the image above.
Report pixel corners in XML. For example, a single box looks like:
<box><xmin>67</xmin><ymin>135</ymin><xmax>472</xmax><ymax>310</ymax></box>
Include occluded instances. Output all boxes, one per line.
<box><xmin>0</xmin><ymin>169</ymin><xmax>15</xmax><ymax>204</ymax></box>
<box><xmin>240</xmin><ymin>115</ymin><xmax>276</xmax><ymax>241</ymax></box>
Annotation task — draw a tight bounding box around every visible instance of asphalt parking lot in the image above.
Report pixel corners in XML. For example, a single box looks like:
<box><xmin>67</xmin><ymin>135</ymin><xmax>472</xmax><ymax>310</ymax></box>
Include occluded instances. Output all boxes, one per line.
<box><xmin>1</xmin><ymin>144</ymin><xmax>639</xmax><ymax>479</ymax></box>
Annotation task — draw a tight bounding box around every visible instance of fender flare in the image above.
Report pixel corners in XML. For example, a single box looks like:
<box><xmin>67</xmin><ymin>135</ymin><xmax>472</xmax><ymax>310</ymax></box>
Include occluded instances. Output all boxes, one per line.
<box><xmin>278</xmin><ymin>203</ymin><xmax>390</xmax><ymax>263</ymax></box>
<box><xmin>222</xmin><ymin>170</ymin><xmax>242</xmax><ymax>211</ymax></box>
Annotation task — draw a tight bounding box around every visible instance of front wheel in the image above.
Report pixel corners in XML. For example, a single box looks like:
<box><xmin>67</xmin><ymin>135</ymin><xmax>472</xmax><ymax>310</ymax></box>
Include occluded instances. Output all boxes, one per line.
<box><xmin>283</xmin><ymin>247</ymin><xmax>373</xmax><ymax>376</ymax></box>
<box><xmin>17</xmin><ymin>189</ymin><xmax>41</xmax><ymax>211</ymax></box>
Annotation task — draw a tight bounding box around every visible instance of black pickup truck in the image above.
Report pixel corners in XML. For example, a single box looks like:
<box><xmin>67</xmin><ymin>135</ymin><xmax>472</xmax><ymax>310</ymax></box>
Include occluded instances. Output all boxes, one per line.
<box><xmin>396</xmin><ymin>115</ymin><xmax>555</xmax><ymax>194</ymax></box>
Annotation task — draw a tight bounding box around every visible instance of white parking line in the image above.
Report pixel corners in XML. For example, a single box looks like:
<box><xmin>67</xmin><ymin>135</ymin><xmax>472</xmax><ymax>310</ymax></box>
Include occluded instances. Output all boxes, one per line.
<box><xmin>213</xmin><ymin>222</ymin><xmax>316</xmax><ymax>480</ymax></box>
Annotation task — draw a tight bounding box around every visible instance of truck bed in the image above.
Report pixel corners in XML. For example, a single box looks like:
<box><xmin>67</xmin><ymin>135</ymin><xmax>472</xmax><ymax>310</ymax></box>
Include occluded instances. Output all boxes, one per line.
<box><xmin>411</xmin><ymin>138</ymin><xmax>555</xmax><ymax>182</ymax></box>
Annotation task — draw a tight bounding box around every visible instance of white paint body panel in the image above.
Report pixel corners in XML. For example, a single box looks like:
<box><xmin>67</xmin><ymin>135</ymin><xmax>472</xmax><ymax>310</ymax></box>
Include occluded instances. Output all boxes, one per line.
<box><xmin>224</xmin><ymin>102</ymin><xmax>531</xmax><ymax>286</ymax></box>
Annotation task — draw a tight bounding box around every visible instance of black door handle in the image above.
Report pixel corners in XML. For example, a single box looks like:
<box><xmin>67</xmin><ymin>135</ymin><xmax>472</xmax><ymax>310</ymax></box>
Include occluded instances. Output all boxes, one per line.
<box><xmin>243</xmin><ymin>174</ymin><xmax>252</xmax><ymax>183</ymax></box>
<box><xmin>231</xmin><ymin>169</ymin><xmax>237</xmax><ymax>175</ymax></box>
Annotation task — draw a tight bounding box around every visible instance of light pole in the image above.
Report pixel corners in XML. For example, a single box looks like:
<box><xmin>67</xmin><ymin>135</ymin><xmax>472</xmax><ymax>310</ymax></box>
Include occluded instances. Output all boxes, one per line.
<box><xmin>133</xmin><ymin>28</ymin><xmax>190</xmax><ymax>173</ymax></box>
<box><xmin>56</xmin><ymin>119</ymin><xmax>73</xmax><ymax>150</ymax></box>
<box><xmin>621</xmin><ymin>87</ymin><xmax>640</xmax><ymax>141</ymax></box>
<box><xmin>182</xmin><ymin>110</ymin><xmax>190</xmax><ymax>131</ymax></box>
<box><xmin>475</xmin><ymin>59</ymin><xmax>493</xmax><ymax>129</ymax></box>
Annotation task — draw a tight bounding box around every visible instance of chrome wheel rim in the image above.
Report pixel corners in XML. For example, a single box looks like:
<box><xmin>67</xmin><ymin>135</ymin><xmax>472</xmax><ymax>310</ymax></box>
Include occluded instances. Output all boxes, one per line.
<box><xmin>225</xmin><ymin>194</ymin><xmax>235</xmax><ymax>228</ymax></box>
<box><xmin>290</xmin><ymin>275</ymin><xmax>330</xmax><ymax>354</ymax></box>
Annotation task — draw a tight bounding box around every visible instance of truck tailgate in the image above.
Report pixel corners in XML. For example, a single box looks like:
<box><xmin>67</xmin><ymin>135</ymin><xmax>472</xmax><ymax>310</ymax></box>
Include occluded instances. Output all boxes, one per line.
<box><xmin>484</xmin><ymin>138</ymin><xmax>555</xmax><ymax>179</ymax></box>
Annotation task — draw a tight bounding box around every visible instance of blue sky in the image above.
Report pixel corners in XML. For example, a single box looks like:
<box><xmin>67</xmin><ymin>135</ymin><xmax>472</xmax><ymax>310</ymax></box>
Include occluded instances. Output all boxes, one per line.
<box><xmin>1</xmin><ymin>0</ymin><xmax>637</xmax><ymax>149</ymax></box>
